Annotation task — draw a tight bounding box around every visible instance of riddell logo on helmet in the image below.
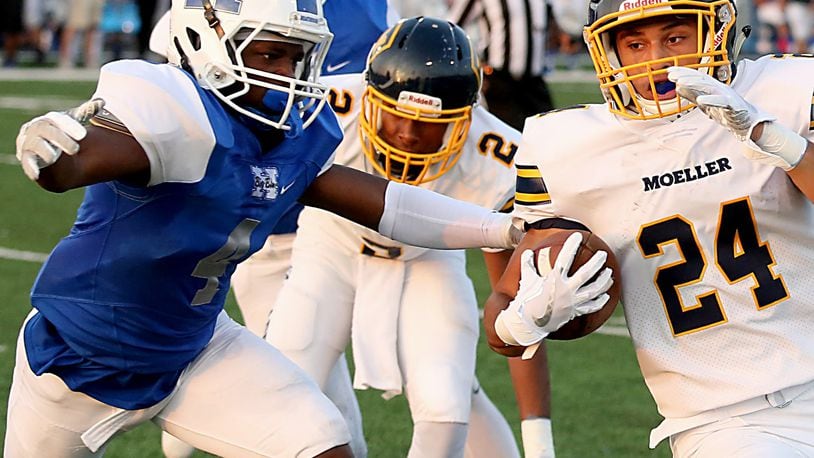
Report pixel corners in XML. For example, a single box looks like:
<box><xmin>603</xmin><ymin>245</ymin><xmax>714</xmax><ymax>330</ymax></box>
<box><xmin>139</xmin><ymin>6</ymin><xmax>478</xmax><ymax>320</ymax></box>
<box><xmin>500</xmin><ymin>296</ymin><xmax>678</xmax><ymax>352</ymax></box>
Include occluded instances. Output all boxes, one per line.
<box><xmin>620</xmin><ymin>0</ymin><xmax>669</xmax><ymax>10</ymax></box>
<box><xmin>398</xmin><ymin>91</ymin><xmax>443</xmax><ymax>111</ymax></box>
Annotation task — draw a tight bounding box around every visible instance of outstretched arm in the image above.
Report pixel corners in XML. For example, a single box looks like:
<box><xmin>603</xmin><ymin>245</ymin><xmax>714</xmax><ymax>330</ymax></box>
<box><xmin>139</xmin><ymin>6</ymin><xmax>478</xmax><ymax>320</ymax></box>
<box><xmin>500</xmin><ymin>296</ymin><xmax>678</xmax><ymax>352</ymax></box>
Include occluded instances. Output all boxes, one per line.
<box><xmin>301</xmin><ymin>164</ymin><xmax>523</xmax><ymax>250</ymax></box>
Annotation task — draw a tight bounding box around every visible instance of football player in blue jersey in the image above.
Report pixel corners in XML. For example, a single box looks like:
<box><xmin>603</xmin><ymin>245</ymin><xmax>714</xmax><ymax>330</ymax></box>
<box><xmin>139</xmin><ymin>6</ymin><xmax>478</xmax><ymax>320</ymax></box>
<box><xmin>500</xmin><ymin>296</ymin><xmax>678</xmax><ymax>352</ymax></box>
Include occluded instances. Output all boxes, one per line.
<box><xmin>3</xmin><ymin>0</ymin><xmax>573</xmax><ymax>456</ymax></box>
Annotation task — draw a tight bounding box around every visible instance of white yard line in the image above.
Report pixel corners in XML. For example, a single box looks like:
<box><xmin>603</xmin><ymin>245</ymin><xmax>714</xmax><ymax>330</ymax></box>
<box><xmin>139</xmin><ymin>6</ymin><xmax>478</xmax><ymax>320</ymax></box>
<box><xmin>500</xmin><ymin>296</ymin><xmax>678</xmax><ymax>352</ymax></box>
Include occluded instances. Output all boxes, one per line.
<box><xmin>0</xmin><ymin>246</ymin><xmax>48</xmax><ymax>263</ymax></box>
<box><xmin>594</xmin><ymin>314</ymin><xmax>630</xmax><ymax>337</ymax></box>
<box><xmin>0</xmin><ymin>345</ymin><xmax>6</xmax><ymax>354</ymax></box>
<box><xmin>0</xmin><ymin>154</ymin><xmax>17</xmax><ymax>165</ymax></box>
<box><xmin>0</xmin><ymin>68</ymin><xmax>99</xmax><ymax>82</ymax></box>
<box><xmin>594</xmin><ymin>324</ymin><xmax>630</xmax><ymax>338</ymax></box>
<box><xmin>0</xmin><ymin>95</ymin><xmax>85</xmax><ymax>112</ymax></box>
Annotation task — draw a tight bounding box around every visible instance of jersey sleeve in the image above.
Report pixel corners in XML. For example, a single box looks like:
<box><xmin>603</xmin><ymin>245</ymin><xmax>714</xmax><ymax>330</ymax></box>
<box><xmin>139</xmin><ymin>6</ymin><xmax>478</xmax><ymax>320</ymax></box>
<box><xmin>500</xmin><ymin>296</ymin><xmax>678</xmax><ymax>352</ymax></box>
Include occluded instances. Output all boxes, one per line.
<box><xmin>92</xmin><ymin>60</ymin><xmax>217</xmax><ymax>186</ymax></box>
<box><xmin>321</xmin><ymin>0</ymin><xmax>398</xmax><ymax>75</ymax></box>
<box><xmin>318</xmin><ymin>149</ymin><xmax>336</xmax><ymax>176</ymax></box>
<box><xmin>740</xmin><ymin>56</ymin><xmax>814</xmax><ymax>144</ymax></box>
<box><xmin>511</xmin><ymin>115</ymin><xmax>566</xmax><ymax>224</ymax></box>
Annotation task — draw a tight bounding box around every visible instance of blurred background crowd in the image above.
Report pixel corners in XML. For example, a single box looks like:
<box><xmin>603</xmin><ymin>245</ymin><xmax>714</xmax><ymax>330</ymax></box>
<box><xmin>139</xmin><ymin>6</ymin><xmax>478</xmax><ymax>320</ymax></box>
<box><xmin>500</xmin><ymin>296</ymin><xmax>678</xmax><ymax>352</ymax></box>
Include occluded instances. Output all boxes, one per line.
<box><xmin>0</xmin><ymin>0</ymin><xmax>810</xmax><ymax>71</ymax></box>
<box><xmin>0</xmin><ymin>0</ymin><xmax>167</xmax><ymax>68</ymax></box>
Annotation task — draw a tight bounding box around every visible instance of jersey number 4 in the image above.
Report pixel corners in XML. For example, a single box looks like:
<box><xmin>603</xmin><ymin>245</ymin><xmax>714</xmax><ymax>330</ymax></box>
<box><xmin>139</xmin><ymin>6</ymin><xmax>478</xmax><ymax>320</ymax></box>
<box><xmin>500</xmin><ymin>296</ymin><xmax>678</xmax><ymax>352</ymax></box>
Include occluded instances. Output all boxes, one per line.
<box><xmin>637</xmin><ymin>197</ymin><xmax>789</xmax><ymax>336</ymax></box>
<box><xmin>191</xmin><ymin>218</ymin><xmax>260</xmax><ymax>306</ymax></box>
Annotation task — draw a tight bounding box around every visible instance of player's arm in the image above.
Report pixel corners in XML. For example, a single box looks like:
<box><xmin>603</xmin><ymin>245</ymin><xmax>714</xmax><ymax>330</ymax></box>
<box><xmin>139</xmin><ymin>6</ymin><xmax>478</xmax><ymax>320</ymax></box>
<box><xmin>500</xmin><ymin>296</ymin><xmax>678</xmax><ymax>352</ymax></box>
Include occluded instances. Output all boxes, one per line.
<box><xmin>780</xmin><ymin>136</ymin><xmax>814</xmax><ymax>201</ymax></box>
<box><xmin>484</xmin><ymin>249</ymin><xmax>553</xmax><ymax>415</ymax></box>
<box><xmin>484</xmin><ymin>248</ymin><xmax>556</xmax><ymax>458</ymax></box>
<box><xmin>15</xmin><ymin>100</ymin><xmax>150</xmax><ymax>192</ymax></box>
<box><xmin>668</xmin><ymin>66</ymin><xmax>814</xmax><ymax>202</ymax></box>
<box><xmin>300</xmin><ymin>163</ymin><xmax>523</xmax><ymax>250</ymax></box>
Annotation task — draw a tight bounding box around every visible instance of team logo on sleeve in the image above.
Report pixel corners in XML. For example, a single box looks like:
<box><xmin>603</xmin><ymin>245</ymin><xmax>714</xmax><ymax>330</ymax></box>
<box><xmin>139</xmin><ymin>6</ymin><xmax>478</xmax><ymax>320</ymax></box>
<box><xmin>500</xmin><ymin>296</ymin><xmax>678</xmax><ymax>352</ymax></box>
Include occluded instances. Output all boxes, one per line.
<box><xmin>250</xmin><ymin>165</ymin><xmax>280</xmax><ymax>200</ymax></box>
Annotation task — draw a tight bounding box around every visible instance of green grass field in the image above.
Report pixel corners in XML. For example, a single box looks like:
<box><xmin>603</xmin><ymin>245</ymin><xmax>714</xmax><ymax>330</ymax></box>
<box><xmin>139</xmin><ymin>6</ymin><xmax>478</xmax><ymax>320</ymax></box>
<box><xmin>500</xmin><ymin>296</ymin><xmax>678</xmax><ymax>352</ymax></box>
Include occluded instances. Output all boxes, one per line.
<box><xmin>0</xmin><ymin>77</ymin><xmax>670</xmax><ymax>457</ymax></box>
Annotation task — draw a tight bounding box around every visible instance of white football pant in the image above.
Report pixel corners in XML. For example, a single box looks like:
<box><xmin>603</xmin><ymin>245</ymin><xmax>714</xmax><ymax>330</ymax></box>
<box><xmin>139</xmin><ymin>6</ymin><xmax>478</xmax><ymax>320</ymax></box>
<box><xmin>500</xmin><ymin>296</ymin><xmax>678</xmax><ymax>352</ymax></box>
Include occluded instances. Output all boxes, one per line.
<box><xmin>670</xmin><ymin>383</ymin><xmax>814</xmax><ymax>457</ymax></box>
<box><xmin>232</xmin><ymin>233</ymin><xmax>367</xmax><ymax>457</ymax></box>
<box><xmin>239</xmin><ymin>233</ymin><xmax>520</xmax><ymax>457</ymax></box>
<box><xmin>4</xmin><ymin>310</ymin><xmax>350</xmax><ymax>458</ymax></box>
<box><xmin>267</xmin><ymin>233</ymin><xmax>485</xmax><ymax>457</ymax></box>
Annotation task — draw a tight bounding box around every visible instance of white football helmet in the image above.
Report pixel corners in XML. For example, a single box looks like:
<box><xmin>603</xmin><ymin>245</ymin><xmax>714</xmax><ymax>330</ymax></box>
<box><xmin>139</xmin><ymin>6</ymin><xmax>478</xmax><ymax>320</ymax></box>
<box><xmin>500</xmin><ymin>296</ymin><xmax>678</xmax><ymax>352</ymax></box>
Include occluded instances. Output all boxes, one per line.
<box><xmin>168</xmin><ymin>0</ymin><xmax>333</xmax><ymax>131</ymax></box>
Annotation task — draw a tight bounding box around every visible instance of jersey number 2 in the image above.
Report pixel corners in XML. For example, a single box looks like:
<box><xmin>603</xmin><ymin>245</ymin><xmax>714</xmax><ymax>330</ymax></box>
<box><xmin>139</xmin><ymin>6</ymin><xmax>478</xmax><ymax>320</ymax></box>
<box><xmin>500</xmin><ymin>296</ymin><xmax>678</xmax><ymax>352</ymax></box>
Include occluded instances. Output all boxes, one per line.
<box><xmin>637</xmin><ymin>197</ymin><xmax>789</xmax><ymax>336</ymax></box>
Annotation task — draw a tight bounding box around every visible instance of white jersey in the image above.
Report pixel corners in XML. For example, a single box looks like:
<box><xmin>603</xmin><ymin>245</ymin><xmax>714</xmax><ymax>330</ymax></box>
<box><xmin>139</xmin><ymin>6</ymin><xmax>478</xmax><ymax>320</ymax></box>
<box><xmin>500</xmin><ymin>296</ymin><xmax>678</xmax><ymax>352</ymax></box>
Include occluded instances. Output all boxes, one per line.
<box><xmin>301</xmin><ymin>73</ymin><xmax>518</xmax><ymax>261</ymax></box>
<box><xmin>513</xmin><ymin>55</ymin><xmax>814</xmax><ymax>420</ymax></box>
<box><xmin>264</xmin><ymin>73</ymin><xmax>520</xmax><ymax>430</ymax></box>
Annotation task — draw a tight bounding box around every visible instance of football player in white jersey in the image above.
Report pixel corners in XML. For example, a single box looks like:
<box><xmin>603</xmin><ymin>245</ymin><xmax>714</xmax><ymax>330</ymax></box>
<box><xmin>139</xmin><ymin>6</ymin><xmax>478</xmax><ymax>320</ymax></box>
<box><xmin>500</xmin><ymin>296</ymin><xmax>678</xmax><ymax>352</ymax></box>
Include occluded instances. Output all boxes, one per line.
<box><xmin>257</xmin><ymin>17</ymin><xmax>557</xmax><ymax>458</ymax></box>
<box><xmin>484</xmin><ymin>0</ymin><xmax>814</xmax><ymax>456</ymax></box>
<box><xmin>4</xmin><ymin>0</ymin><xmax>537</xmax><ymax>456</ymax></box>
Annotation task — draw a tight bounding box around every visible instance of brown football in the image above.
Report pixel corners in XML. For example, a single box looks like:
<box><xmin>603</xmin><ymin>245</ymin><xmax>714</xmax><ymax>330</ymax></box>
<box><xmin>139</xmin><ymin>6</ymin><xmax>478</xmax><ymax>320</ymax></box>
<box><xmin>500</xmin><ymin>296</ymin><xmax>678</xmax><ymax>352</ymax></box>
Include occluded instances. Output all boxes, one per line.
<box><xmin>530</xmin><ymin>230</ymin><xmax>622</xmax><ymax>340</ymax></box>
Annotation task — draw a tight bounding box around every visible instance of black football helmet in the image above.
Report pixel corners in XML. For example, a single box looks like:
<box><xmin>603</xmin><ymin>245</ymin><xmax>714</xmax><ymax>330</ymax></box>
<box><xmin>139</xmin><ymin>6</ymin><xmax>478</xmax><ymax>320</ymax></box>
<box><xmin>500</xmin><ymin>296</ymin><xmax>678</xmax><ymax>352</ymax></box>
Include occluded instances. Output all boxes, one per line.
<box><xmin>583</xmin><ymin>0</ymin><xmax>741</xmax><ymax>120</ymax></box>
<box><xmin>359</xmin><ymin>16</ymin><xmax>482</xmax><ymax>184</ymax></box>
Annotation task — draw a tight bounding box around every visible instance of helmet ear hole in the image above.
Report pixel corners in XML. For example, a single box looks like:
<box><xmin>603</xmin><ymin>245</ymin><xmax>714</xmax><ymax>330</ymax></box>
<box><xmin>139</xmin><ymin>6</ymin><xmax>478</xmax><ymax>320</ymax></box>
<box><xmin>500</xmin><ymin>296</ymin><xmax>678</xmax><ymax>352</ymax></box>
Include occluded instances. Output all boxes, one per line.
<box><xmin>186</xmin><ymin>28</ymin><xmax>202</xmax><ymax>51</ymax></box>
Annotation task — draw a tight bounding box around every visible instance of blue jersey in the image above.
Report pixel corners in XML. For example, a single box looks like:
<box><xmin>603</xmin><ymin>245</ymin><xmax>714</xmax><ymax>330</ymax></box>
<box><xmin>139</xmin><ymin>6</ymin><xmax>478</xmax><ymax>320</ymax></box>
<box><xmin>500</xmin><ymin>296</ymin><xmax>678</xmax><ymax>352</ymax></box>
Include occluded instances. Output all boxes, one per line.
<box><xmin>322</xmin><ymin>0</ymin><xmax>397</xmax><ymax>75</ymax></box>
<box><xmin>25</xmin><ymin>61</ymin><xmax>342</xmax><ymax>409</ymax></box>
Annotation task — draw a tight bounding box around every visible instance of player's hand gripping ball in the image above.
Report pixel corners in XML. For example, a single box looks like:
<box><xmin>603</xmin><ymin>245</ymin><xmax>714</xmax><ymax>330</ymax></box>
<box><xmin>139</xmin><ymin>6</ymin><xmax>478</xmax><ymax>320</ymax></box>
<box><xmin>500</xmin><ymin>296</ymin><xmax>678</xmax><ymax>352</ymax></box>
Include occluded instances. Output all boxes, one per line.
<box><xmin>533</xmin><ymin>230</ymin><xmax>622</xmax><ymax>340</ymax></box>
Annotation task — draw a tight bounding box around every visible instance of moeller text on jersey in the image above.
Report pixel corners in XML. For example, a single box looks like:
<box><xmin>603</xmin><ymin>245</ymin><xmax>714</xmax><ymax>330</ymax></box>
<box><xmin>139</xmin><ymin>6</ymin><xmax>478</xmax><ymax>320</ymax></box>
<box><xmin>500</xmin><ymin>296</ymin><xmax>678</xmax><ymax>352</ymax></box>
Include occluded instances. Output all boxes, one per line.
<box><xmin>642</xmin><ymin>157</ymin><xmax>732</xmax><ymax>192</ymax></box>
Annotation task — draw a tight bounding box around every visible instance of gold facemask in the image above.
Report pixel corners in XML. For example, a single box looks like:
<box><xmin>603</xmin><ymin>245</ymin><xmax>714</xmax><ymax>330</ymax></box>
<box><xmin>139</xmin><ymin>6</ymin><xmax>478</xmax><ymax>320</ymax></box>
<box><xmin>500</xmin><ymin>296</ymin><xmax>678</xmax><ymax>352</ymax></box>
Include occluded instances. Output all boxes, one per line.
<box><xmin>358</xmin><ymin>85</ymin><xmax>473</xmax><ymax>185</ymax></box>
<box><xmin>584</xmin><ymin>0</ymin><xmax>736</xmax><ymax>120</ymax></box>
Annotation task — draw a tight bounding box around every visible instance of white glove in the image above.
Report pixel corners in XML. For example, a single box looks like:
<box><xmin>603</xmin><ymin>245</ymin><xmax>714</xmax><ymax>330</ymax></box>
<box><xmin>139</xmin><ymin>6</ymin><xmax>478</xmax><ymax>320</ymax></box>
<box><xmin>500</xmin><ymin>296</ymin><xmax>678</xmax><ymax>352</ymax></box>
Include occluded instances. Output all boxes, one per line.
<box><xmin>15</xmin><ymin>98</ymin><xmax>105</xmax><ymax>181</ymax></box>
<box><xmin>495</xmin><ymin>232</ymin><xmax>613</xmax><ymax>351</ymax></box>
<box><xmin>667</xmin><ymin>66</ymin><xmax>806</xmax><ymax>171</ymax></box>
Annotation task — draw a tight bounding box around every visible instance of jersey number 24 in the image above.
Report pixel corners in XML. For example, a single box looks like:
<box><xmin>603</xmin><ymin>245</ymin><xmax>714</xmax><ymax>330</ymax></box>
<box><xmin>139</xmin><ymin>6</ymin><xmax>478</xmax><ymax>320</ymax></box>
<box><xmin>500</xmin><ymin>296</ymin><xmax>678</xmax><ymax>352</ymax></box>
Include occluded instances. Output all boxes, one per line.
<box><xmin>637</xmin><ymin>196</ymin><xmax>789</xmax><ymax>336</ymax></box>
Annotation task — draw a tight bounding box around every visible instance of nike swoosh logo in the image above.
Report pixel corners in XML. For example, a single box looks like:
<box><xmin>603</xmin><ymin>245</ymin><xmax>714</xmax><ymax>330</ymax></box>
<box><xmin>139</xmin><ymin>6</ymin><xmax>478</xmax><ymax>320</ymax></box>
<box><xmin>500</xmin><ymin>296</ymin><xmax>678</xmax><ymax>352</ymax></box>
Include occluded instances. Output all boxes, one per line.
<box><xmin>280</xmin><ymin>181</ymin><xmax>296</xmax><ymax>195</ymax></box>
<box><xmin>325</xmin><ymin>60</ymin><xmax>351</xmax><ymax>73</ymax></box>
<box><xmin>533</xmin><ymin>306</ymin><xmax>552</xmax><ymax>328</ymax></box>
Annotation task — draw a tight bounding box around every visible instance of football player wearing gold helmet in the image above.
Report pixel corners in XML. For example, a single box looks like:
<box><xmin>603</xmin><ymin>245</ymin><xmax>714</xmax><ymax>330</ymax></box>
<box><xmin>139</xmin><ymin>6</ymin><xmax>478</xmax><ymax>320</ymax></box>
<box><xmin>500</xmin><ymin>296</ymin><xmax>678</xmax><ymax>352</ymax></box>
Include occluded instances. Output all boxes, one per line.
<box><xmin>485</xmin><ymin>0</ymin><xmax>814</xmax><ymax>456</ymax></box>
